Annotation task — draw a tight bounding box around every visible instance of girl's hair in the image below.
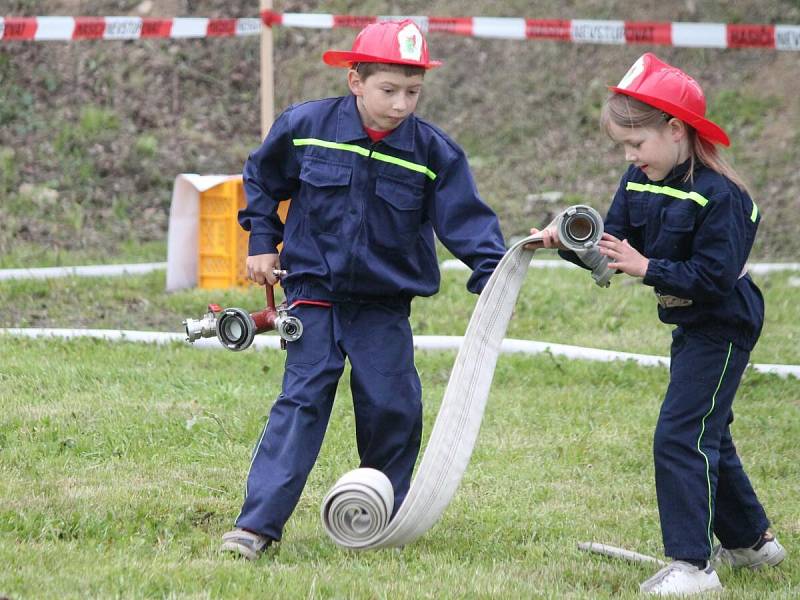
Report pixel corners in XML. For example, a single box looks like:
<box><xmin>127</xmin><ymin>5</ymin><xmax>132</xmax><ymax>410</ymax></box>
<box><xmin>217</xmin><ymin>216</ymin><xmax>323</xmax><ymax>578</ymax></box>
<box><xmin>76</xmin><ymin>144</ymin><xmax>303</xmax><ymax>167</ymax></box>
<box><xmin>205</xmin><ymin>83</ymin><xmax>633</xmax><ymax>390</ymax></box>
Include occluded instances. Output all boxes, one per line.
<box><xmin>354</xmin><ymin>62</ymin><xmax>426</xmax><ymax>80</ymax></box>
<box><xmin>600</xmin><ymin>93</ymin><xmax>749</xmax><ymax>193</ymax></box>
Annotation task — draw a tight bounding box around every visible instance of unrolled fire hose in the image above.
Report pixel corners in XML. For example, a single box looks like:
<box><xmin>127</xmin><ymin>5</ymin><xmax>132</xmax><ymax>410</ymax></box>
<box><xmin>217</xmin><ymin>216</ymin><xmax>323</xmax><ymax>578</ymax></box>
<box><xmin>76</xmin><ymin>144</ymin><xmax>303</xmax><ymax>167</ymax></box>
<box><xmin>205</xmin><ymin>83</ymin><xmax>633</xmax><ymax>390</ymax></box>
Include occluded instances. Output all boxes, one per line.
<box><xmin>321</xmin><ymin>205</ymin><xmax>613</xmax><ymax>549</ymax></box>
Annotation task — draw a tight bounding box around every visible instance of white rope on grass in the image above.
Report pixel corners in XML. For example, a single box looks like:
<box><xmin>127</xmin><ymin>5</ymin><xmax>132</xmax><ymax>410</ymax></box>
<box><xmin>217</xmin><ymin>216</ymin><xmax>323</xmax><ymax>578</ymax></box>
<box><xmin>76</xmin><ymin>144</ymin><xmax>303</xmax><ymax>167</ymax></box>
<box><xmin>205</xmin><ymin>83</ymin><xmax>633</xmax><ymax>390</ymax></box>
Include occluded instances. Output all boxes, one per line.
<box><xmin>0</xmin><ymin>262</ymin><xmax>166</xmax><ymax>281</ymax></box>
<box><xmin>2</xmin><ymin>328</ymin><xmax>798</xmax><ymax>378</ymax></box>
<box><xmin>440</xmin><ymin>259</ymin><xmax>800</xmax><ymax>275</ymax></box>
<box><xmin>441</xmin><ymin>257</ymin><xmax>574</xmax><ymax>271</ymax></box>
<box><xmin>0</xmin><ymin>259</ymin><xmax>561</xmax><ymax>281</ymax></box>
<box><xmin>0</xmin><ymin>260</ymin><xmax>797</xmax><ymax>281</ymax></box>
<box><xmin>747</xmin><ymin>262</ymin><xmax>800</xmax><ymax>274</ymax></box>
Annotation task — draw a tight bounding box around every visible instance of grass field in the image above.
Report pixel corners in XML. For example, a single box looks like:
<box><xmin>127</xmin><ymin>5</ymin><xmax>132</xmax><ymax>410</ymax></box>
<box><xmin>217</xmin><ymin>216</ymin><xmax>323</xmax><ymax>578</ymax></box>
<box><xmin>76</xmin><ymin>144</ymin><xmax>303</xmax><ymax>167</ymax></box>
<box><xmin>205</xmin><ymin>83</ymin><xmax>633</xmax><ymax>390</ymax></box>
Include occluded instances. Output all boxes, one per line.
<box><xmin>1</xmin><ymin>259</ymin><xmax>799</xmax><ymax>598</ymax></box>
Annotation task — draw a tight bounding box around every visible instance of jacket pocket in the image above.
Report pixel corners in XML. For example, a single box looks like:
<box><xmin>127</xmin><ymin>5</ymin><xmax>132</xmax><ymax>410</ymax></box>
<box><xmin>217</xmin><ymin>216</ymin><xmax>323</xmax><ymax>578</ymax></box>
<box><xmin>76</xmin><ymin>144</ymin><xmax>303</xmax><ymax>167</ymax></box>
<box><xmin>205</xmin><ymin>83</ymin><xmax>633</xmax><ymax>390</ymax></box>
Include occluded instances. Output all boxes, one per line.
<box><xmin>369</xmin><ymin>175</ymin><xmax>424</xmax><ymax>250</ymax></box>
<box><xmin>629</xmin><ymin>198</ymin><xmax>648</xmax><ymax>227</ymax></box>
<box><xmin>654</xmin><ymin>206</ymin><xmax>695</xmax><ymax>258</ymax></box>
<box><xmin>299</xmin><ymin>159</ymin><xmax>352</xmax><ymax>235</ymax></box>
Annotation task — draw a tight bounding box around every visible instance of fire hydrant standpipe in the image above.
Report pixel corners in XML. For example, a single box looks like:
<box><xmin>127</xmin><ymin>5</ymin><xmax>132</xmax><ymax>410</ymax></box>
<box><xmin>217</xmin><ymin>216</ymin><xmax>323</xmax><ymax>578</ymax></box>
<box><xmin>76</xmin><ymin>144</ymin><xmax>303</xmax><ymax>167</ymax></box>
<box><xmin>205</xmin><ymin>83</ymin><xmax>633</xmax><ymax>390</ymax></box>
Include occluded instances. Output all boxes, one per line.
<box><xmin>183</xmin><ymin>270</ymin><xmax>330</xmax><ymax>351</ymax></box>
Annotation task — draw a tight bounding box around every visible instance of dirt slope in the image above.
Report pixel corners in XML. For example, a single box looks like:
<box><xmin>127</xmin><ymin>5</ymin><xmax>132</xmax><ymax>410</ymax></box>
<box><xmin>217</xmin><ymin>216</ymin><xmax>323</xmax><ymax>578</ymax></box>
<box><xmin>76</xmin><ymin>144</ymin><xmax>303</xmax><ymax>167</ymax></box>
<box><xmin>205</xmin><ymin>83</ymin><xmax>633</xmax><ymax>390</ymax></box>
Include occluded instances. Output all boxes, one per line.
<box><xmin>1</xmin><ymin>0</ymin><xmax>798</xmax><ymax>259</ymax></box>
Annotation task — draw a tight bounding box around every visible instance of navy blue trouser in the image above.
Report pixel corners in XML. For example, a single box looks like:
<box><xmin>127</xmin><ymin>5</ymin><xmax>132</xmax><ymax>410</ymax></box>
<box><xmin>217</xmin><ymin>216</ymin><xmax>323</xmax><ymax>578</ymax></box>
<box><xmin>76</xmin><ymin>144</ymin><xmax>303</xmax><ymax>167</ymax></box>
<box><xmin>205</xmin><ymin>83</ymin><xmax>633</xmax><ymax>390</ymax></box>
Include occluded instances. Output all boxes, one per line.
<box><xmin>655</xmin><ymin>328</ymin><xmax>770</xmax><ymax>561</ymax></box>
<box><xmin>235</xmin><ymin>301</ymin><xmax>423</xmax><ymax>541</ymax></box>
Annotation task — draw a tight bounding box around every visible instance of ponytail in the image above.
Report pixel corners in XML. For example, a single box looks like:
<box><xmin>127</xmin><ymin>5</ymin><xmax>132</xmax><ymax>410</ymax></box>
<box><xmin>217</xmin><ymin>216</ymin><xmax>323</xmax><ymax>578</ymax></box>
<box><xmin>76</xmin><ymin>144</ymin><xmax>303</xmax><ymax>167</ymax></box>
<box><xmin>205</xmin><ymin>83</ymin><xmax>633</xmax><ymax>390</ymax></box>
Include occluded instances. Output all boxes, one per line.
<box><xmin>689</xmin><ymin>131</ymin><xmax>750</xmax><ymax>195</ymax></box>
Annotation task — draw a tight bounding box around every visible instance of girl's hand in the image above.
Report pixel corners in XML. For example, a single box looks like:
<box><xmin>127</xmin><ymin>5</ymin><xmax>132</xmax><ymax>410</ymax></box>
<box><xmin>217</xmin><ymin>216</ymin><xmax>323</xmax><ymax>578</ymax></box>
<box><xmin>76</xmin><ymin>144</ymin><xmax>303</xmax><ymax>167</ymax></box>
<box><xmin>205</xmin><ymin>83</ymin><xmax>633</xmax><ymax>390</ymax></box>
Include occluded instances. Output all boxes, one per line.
<box><xmin>598</xmin><ymin>233</ymin><xmax>649</xmax><ymax>278</ymax></box>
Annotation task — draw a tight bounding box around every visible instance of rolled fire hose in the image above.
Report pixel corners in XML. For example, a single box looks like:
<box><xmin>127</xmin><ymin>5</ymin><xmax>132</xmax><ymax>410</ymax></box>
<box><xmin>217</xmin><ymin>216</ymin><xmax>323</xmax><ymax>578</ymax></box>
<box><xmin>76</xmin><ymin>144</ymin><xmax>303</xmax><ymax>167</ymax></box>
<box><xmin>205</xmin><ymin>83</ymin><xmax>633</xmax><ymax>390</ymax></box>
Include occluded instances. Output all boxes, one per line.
<box><xmin>321</xmin><ymin>205</ymin><xmax>607</xmax><ymax>549</ymax></box>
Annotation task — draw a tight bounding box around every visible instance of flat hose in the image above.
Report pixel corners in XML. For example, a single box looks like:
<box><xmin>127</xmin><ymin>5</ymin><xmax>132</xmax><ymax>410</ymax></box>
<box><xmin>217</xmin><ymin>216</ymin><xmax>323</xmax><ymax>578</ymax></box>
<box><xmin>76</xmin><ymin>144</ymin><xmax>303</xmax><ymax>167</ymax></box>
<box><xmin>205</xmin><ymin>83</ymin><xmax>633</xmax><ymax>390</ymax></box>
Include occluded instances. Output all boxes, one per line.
<box><xmin>321</xmin><ymin>205</ymin><xmax>605</xmax><ymax>549</ymax></box>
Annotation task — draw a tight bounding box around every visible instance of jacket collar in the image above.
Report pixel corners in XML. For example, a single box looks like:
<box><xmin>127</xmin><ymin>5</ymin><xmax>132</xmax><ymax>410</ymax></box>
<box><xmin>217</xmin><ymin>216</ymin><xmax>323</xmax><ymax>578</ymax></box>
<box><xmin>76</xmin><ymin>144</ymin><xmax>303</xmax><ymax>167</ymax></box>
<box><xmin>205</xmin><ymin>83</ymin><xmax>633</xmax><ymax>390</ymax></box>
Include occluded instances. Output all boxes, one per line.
<box><xmin>660</xmin><ymin>158</ymin><xmax>696</xmax><ymax>186</ymax></box>
<box><xmin>336</xmin><ymin>95</ymin><xmax>416</xmax><ymax>152</ymax></box>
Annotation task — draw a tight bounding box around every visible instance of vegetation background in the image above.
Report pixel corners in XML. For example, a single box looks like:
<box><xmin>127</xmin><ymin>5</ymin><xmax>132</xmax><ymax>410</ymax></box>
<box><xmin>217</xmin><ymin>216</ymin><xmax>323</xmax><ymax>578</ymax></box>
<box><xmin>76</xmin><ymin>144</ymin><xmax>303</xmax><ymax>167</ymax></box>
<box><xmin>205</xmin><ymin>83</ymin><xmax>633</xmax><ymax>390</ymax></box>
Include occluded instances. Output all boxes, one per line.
<box><xmin>1</xmin><ymin>0</ymin><xmax>800</xmax><ymax>267</ymax></box>
<box><xmin>1</xmin><ymin>1</ymin><xmax>799</xmax><ymax>599</ymax></box>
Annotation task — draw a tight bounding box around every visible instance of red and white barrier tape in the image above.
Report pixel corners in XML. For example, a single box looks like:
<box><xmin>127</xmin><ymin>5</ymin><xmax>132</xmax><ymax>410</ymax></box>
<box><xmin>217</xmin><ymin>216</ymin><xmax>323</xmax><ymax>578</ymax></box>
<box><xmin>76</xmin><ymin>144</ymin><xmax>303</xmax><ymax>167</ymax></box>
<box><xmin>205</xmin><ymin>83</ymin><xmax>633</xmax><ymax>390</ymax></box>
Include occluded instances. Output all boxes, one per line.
<box><xmin>0</xmin><ymin>16</ymin><xmax>262</xmax><ymax>40</ymax></box>
<box><xmin>266</xmin><ymin>12</ymin><xmax>800</xmax><ymax>51</ymax></box>
<box><xmin>1</xmin><ymin>11</ymin><xmax>799</xmax><ymax>50</ymax></box>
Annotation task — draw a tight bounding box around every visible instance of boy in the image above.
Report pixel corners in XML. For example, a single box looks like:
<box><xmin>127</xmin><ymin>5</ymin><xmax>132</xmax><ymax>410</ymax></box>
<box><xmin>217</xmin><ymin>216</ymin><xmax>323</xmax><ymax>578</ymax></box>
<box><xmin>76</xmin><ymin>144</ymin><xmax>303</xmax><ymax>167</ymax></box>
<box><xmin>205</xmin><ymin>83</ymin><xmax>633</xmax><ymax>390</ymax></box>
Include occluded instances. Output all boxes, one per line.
<box><xmin>221</xmin><ymin>19</ymin><xmax>506</xmax><ymax>559</ymax></box>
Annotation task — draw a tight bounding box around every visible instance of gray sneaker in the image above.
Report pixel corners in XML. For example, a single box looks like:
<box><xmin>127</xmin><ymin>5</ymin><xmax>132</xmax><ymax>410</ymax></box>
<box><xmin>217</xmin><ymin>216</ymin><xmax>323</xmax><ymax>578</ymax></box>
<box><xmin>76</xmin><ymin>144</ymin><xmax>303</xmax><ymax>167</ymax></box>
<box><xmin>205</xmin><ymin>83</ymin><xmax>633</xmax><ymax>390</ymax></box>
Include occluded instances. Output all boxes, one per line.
<box><xmin>711</xmin><ymin>533</ymin><xmax>786</xmax><ymax>570</ymax></box>
<box><xmin>220</xmin><ymin>528</ymin><xmax>274</xmax><ymax>561</ymax></box>
<box><xmin>640</xmin><ymin>560</ymin><xmax>722</xmax><ymax>595</ymax></box>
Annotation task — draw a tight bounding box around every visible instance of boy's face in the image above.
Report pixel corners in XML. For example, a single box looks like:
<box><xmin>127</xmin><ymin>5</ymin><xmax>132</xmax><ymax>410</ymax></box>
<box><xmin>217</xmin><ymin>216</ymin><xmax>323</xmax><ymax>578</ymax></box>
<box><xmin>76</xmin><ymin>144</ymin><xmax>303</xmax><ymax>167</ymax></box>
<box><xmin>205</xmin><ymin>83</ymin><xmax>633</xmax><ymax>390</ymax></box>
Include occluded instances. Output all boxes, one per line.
<box><xmin>348</xmin><ymin>69</ymin><xmax>424</xmax><ymax>131</ymax></box>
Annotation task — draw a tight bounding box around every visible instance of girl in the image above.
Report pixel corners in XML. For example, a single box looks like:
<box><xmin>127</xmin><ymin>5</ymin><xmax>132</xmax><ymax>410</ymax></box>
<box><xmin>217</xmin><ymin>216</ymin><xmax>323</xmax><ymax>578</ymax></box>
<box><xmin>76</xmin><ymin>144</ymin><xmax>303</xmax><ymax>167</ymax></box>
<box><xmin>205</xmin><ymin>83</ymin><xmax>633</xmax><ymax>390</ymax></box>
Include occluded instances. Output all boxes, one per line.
<box><xmin>536</xmin><ymin>53</ymin><xmax>785</xmax><ymax>595</ymax></box>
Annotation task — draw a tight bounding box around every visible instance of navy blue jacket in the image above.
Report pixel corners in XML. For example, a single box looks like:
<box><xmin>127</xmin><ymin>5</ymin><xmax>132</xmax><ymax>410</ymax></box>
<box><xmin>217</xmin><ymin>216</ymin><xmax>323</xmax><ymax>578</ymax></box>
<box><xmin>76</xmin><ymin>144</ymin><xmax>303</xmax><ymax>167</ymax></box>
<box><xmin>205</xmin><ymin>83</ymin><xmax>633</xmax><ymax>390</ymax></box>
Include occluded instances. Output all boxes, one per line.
<box><xmin>239</xmin><ymin>95</ymin><xmax>506</xmax><ymax>302</ymax></box>
<box><xmin>563</xmin><ymin>160</ymin><xmax>764</xmax><ymax>351</ymax></box>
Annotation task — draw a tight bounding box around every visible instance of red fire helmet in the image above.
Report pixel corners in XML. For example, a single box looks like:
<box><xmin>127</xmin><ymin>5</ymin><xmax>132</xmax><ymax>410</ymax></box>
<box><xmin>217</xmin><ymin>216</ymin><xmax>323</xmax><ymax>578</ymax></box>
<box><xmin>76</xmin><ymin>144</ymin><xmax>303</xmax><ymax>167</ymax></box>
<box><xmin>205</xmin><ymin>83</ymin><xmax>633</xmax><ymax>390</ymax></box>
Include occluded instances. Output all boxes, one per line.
<box><xmin>323</xmin><ymin>19</ymin><xmax>442</xmax><ymax>70</ymax></box>
<box><xmin>609</xmin><ymin>53</ymin><xmax>730</xmax><ymax>146</ymax></box>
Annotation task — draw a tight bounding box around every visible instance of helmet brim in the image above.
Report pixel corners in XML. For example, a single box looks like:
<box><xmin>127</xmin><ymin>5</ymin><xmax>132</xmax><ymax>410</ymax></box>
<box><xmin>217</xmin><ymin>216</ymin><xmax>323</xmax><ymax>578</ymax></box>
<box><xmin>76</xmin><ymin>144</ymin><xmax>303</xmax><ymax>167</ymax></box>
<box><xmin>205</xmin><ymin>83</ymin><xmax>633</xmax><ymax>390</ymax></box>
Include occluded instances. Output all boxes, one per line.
<box><xmin>322</xmin><ymin>50</ymin><xmax>442</xmax><ymax>69</ymax></box>
<box><xmin>609</xmin><ymin>86</ymin><xmax>730</xmax><ymax>147</ymax></box>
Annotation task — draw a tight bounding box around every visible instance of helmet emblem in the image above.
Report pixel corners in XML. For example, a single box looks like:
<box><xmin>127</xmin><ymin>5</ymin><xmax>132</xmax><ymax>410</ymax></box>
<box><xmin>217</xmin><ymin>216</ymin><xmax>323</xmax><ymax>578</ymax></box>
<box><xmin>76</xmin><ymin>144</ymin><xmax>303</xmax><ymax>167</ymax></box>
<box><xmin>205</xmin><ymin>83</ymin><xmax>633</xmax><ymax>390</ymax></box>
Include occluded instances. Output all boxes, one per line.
<box><xmin>617</xmin><ymin>55</ymin><xmax>645</xmax><ymax>90</ymax></box>
<box><xmin>397</xmin><ymin>23</ymin><xmax>423</xmax><ymax>61</ymax></box>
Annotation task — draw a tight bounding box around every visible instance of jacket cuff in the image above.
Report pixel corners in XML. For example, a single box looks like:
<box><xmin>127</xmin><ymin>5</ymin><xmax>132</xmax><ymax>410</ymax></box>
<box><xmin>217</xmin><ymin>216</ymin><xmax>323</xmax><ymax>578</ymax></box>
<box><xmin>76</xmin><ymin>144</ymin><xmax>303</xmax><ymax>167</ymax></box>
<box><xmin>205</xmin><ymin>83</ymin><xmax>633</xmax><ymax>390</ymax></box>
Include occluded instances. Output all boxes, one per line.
<box><xmin>467</xmin><ymin>266</ymin><xmax>491</xmax><ymax>294</ymax></box>
<box><xmin>643</xmin><ymin>259</ymin><xmax>663</xmax><ymax>288</ymax></box>
<box><xmin>248</xmin><ymin>233</ymin><xmax>280</xmax><ymax>256</ymax></box>
<box><xmin>558</xmin><ymin>249</ymin><xmax>588</xmax><ymax>270</ymax></box>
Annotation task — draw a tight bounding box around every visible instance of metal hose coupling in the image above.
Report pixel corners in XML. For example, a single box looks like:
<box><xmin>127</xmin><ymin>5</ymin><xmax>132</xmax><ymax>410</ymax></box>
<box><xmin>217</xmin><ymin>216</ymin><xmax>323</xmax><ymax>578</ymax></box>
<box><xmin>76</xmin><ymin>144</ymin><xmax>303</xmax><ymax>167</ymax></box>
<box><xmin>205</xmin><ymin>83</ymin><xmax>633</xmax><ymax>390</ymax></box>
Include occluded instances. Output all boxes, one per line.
<box><xmin>553</xmin><ymin>204</ymin><xmax>603</xmax><ymax>251</ymax></box>
<box><xmin>551</xmin><ymin>205</ymin><xmax>614</xmax><ymax>287</ymax></box>
<box><xmin>182</xmin><ymin>272</ymin><xmax>307</xmax><ymax>351</ymax></box>
<box><xmin>183</xmin><ymin>305</ymin><xmax>220</xmax><ymax>343</ymax></box>
<box><xmin>183</xmin><ymin>298</ymin><xmax>303</xmax><ymax>351</ymax></box>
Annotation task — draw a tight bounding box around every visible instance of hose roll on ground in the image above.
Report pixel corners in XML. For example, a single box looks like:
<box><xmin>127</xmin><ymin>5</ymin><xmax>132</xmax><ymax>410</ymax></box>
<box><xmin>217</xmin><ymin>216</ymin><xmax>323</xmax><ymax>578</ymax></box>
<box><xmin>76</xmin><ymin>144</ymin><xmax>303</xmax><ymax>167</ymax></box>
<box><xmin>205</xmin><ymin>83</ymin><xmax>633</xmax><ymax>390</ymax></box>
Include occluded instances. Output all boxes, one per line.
<box><xmin>321</xmin><ymin>205</ymin><xmax>604</xmax><ymax>550</ymax></box>
<box><xmin>321</xmin><ymin>468</ymin><xmax>395</xmax><ymax>548</ymax></box>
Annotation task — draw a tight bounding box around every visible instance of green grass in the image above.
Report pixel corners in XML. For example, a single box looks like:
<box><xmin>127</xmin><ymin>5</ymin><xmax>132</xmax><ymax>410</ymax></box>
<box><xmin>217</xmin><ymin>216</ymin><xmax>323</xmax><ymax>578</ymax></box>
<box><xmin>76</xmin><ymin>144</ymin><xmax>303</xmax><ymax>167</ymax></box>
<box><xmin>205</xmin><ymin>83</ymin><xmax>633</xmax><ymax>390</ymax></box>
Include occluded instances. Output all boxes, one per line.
<box><xmin>0</xmin><ymin>339</ymin><xmax>797</xmax><ymax>599</ymax></box>
<box><xmin>1</xmin><ymin>260</ymin><xmax>799</xmax><ymax>598</ymax></box>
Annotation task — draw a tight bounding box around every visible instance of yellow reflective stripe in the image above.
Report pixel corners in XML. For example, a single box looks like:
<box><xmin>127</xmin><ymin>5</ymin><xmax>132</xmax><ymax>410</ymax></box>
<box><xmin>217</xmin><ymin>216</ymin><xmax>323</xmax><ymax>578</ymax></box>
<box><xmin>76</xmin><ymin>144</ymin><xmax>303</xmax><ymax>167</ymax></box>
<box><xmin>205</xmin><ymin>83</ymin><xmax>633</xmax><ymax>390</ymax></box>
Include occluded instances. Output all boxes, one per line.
<box><xmin>371</xmin><ymin>150</ymin><xmax>436</xmax><ymax>180</ymax></box>
<box><xmin>626</xmin><ymin>181</ymin><xmax>709</xmax><ymax>207</ymax></box>
<box><xmin>293</xmin><ymin>137</ymin><xmax>436</xmax><ymax>180</ymax></box>
<box><xmin>293</xmin><ymin>138</ymin><xmax>369</xmax><ymax>157</ymax></box>
<box><xmin>750</xmin><ymin>201</ymin><xmax>758</xmax><ymax>223</ymax></box>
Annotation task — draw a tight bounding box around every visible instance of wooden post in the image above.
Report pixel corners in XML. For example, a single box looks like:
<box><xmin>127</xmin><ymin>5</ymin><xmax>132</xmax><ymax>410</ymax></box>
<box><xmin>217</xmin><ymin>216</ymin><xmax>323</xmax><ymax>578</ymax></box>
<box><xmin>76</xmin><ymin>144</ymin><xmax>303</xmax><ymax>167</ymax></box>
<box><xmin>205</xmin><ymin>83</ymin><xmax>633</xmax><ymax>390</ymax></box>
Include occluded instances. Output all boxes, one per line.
<box><xmin>260</xmin><ymin>1</ymin><xmax>289</xmax><ymax>228</ymax></box>
<box><xmin>260</xmin><ymin>0</ymin><xmax>275</xmax><ymax>139</ymax></box>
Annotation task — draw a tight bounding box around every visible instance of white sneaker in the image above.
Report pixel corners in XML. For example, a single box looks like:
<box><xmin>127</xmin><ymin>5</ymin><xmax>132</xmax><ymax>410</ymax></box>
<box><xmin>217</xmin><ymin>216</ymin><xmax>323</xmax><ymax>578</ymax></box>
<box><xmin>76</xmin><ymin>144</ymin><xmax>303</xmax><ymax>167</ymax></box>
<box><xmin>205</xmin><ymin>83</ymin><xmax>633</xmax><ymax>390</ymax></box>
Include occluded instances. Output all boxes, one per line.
<box><xmin>711</xmin><ymin>534</ymin><xmax>786</xmax><ymax>570</ymax></box>
<box><xmin>640</xmin><ymin>561</ymin><xmax>722</xmax><ymax>596</ymax></box>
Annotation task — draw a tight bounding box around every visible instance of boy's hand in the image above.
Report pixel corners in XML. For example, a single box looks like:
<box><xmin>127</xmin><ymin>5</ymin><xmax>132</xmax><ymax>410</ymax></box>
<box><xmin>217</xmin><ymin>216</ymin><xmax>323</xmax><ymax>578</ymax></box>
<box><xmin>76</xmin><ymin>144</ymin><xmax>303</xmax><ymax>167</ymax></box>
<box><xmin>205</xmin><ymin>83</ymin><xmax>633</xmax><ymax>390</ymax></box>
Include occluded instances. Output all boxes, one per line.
<box><xmin>525</xmin><ymin>226</ymin><xmax>563</xmax><ymax>249</ymax></box>
<box><xmin>246</xmin><ymin>253</ymin><xmax>281</xmax><ymax>286</ymax></box>
<box><xmin>598</xmin><ymin>233</ymin><xmax>648</xmax><ymax>278</ymax></box>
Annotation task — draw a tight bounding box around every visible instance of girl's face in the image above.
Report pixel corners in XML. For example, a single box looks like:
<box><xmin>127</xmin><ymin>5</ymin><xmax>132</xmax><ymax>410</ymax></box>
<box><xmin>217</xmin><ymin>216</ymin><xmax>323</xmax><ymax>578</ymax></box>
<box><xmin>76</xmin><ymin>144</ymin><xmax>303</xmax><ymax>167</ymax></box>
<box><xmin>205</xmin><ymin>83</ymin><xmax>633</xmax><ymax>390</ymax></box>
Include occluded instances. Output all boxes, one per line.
<box><xmin>348</xmin><ymin>69</ymin><xmax>424</xmax><ymax>131</ymax></box>
<box><xmin>607</xmin><ymin>119</ymin><xmax>689</xmax><ymax>182</ymax></box>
